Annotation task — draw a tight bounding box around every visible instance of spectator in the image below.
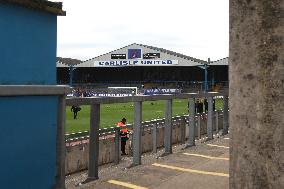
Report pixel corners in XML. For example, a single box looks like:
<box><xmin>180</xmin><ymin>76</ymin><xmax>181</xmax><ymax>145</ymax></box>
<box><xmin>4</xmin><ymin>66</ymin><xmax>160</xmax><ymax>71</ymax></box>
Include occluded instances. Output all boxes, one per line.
<box><xmin>71</xmin><ymin>105</ymin><xmax>81</xmax><ymax>119</ymax></box>
<box><xmin>117</xmin><ymin>118</ymin><xmax>129</xmax><ymax>155</ymax></box>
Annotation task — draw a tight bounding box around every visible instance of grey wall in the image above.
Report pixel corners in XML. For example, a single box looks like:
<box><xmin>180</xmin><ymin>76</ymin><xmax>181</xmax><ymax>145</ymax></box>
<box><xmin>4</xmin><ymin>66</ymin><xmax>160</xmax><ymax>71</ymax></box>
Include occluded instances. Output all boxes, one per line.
<box><xmin>229</xmin><ymin>0</ymin><xmax>283</xmax><ymax>188</ymax></box>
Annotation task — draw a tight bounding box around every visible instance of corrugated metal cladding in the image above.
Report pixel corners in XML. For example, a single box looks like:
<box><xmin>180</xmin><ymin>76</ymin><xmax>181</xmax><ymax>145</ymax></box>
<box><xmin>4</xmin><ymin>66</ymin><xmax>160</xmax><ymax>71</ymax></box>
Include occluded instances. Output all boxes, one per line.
<box><xmin>62</xmin><ymin>43</ymin><xmax>228</xmax><ymax>68</ymax></box>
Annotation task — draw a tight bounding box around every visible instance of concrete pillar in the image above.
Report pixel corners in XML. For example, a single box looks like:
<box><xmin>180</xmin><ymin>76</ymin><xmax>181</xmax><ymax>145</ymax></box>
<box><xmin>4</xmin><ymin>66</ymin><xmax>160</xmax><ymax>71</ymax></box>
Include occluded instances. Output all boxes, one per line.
<box><xmin>86</xmin><ymin>104</ymin><xmax>100</xmax><ymax>181</ymax></box>
<box><xmin>132</xmin><ymin>101</ymin><xmax>142</xmax><ymax>166</ymax></box>
<box><xmin>215</xmin><ymin>110</ymin><xmax>219</xmax><ymax>134</ymax></box>
<box><xmin>54</xmin><ymin>95</ymin><xmax>66</xmax><ymax>189</ymax></box>
<box><xmin>197</xmin><ymin>114</ymin><xmax>201</xmax><ymax>139</ymax></box>
<box><xmin>207</xmin><ymin>97</ymin><xmax>213</xmax><ymax>140</ymax></box>
<box><xmin>222</xmin><ymin>96</ymin><xmax>229</xmax><ymax>135</ymax></box>
<box><xmin>114</xmin><ymin>127</ymin><xmax>120</xmax><ymax>164</ymax></box>
<box><xmin>187</xmin><ymin>98</ymin><xmax>195</xmax><ymax>146</ymax></box>
<box><xmin>152</xmin><ymin>123</ymin><xmax>157</xmax><ymax>153</ymax></box>
<box><xmin>230</xmin><ymin>0</ymin><xmax>283</xmax><ymax>188</ymax></box>
<box><xmin>164</xmin><ymin>99</ymin><xmax>173</xmax><ymax>154</ymax></box>
<box><xmin>179</xmin><ymin>116</ymin><xmax>186</xmax><ymax>144</ymax></box>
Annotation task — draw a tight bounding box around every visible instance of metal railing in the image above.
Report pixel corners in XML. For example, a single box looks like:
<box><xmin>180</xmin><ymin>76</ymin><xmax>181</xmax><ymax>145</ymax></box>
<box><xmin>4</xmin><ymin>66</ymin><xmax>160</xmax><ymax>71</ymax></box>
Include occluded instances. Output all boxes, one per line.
<box><xmin>0</xmin><ymin>86</ymin><xmax>229</xmax><ymax>188</ymax></box>
<box><xmin>65</xmin><ymin>116</ymin><xmax>183</xmax><ymax>142</ymax></box>
<box><xmin>64</xmin><ymin>110</ymin><xmax>228</xmax><ymax>174</ymax></box>
<box><xmin>65</xmin><ymin>110</ymin><xmax>225</xmax><ymax>143</ymax></box>
<box><xmin>63</xmin><ymin>91</ymin><xmax>229</xmax><ymax>185</ymax></box>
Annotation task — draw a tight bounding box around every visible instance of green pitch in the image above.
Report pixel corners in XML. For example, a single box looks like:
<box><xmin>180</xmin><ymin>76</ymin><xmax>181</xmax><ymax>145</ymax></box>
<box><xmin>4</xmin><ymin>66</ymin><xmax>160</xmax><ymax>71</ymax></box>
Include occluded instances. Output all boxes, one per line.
<box><xmin>66</xmin><ymin>98</ymin><xmax>224</xmax><ymax>134</ymax></box>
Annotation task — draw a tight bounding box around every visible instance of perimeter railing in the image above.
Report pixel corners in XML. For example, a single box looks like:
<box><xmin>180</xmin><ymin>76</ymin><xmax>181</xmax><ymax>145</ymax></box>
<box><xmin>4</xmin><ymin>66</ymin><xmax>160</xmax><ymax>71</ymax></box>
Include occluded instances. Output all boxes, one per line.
<box><xmin>0</xmin><ymin>86</ymin><xmax>229</xmax><ymax>188</ymax></box>
<box><xmin>63</xmin><ymin>91</ymin><xmax>229</xmax><ymax>185</ymax></box>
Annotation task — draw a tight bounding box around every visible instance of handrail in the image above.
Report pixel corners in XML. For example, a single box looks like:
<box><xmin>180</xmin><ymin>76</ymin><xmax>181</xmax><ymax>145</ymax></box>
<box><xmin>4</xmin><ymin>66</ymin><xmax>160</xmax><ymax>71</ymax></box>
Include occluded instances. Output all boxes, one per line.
<box><xmin>0</xmin><ymin>85</ymin><xmax>71</xmax><ymax>96</ymax></box>
<box><xmin>65</xmin><ymin>110</ymin><xmax>225</xmax><ymax>142</ymax></box>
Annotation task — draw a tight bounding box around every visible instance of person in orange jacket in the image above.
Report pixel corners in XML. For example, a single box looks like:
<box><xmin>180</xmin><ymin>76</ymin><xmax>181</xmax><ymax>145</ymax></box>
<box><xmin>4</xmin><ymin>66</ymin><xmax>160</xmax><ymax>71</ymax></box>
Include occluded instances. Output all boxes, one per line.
<box><xmin>117</xmin><ymin>118</ymin><xmax>129</xmax><ymax>155</ymax></box>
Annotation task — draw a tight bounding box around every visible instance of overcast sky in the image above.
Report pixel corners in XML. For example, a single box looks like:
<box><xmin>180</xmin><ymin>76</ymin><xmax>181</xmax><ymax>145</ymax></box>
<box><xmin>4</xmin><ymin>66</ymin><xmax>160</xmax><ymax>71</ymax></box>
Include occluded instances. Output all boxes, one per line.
<box><xmin>56</xmin><ymin>0</ymin><xmax>229</xmax><ymax>61</ymax></box>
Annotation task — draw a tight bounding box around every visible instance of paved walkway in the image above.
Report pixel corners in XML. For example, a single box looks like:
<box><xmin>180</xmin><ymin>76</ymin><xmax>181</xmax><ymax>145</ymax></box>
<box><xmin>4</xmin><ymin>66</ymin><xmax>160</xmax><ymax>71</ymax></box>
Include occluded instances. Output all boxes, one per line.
<box><xmin>66</xmin><ymin>135</ymin><xmax>230</xmax><ymax>189</ymax></box>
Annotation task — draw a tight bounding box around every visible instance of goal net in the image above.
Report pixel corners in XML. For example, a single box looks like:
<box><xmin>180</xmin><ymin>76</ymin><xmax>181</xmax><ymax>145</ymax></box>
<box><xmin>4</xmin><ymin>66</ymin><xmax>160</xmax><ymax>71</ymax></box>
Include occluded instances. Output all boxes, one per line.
<box><xmin>107</xmin><ymin>87</ymin><xmax>138</xmax><ymax>96</ymax></box>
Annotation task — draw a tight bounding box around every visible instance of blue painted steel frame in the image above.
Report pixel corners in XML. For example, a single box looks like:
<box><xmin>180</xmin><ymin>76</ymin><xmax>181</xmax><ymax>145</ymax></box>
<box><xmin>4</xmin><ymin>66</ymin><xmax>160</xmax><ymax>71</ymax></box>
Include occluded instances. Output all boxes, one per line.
<box><xmin>0</xmin><ymin>4</ymin><xmax>57</xmax><ymax>85</ymax></box>
<box><xmin>0</xmin><ymin>4</ymin><xmax>59</xmax><ymax>189</ymax></box>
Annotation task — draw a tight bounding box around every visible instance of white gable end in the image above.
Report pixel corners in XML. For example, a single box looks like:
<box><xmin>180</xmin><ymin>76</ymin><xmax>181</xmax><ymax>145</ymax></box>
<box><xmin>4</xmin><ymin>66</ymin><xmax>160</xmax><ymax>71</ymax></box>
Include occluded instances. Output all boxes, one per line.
<box><xmin>75</xmin><ymin>43</ymin><xmax>209</xmax><ymax>68</ymax></box>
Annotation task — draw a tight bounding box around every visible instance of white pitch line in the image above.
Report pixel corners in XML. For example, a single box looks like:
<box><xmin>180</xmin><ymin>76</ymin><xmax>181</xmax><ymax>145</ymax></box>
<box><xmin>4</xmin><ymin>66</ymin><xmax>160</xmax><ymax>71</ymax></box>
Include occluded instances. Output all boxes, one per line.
<box><xmin>183</xmin><ymin>153</ymin><xmax>229</xmax><ymax>160</ymax></box>
<box><xmin>152</xmin><ymin>163</ymin><xmax>229</xmax><ymax>177</ymax></box>
<box><xmin>207</xmin><ymin>144</ymin><xmax>229</xmax><ymax>149</ymax></box>
<box><xmin>108</xmin><ymin>180</ymin><xmax>148</xmax><ymax>189</ymax></box>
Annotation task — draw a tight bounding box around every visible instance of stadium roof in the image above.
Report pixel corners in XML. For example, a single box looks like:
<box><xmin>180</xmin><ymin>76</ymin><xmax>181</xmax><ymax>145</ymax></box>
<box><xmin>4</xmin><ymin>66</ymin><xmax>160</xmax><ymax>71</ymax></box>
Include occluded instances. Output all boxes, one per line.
<box><xmin>56</xmin><ymin>43</ymin><xmax>228</xmax><ymax>67</ymax></box>
<box><xmin>57</xmin><ymin>57</ymin><xmax>82</xmax><ymax>67</ymax></box>
<box><xmin>138</xmin><ymin>43</ymin><xmax>208</xmax><ymax>64</ymax></box>
<box><xmin>0</xmin><ymin>0</ymin><xmax>66</xmax><ymax>15</ymax></box>
<box><xmin>83</xmin><ymin>43</ymin><xmax>208</xmax><ymax>64</ymax></box>
<box><xmin>209</xmin><ymin>57</ymin><xmax>229</xmax><ymax>65</ymax></box>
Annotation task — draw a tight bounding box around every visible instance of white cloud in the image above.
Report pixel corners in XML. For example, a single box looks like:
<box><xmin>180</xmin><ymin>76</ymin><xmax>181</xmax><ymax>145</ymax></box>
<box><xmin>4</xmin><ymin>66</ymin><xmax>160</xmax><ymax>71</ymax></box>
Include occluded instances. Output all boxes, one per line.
<box><xmin>56</xmin><ymin>0</ymin><xmax>228</xmax><ymax>61</ymax></box>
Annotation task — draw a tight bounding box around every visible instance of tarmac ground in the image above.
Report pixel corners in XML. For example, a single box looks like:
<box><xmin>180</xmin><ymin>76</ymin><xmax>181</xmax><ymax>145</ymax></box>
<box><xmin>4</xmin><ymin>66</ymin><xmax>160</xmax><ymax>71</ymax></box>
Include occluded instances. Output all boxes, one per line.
<box><xmin>66</xmin><ymin>134</ymin><xmax>229</xmax><ymax>189</ymax></box>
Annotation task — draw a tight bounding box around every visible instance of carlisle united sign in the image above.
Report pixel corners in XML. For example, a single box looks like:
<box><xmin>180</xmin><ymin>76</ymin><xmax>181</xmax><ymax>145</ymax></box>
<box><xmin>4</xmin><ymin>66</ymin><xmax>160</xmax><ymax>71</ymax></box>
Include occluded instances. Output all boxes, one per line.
<box><xmin>94</xmin><ymin>60</ymin><xmax>179</xmax><ymax>67</ymax></box>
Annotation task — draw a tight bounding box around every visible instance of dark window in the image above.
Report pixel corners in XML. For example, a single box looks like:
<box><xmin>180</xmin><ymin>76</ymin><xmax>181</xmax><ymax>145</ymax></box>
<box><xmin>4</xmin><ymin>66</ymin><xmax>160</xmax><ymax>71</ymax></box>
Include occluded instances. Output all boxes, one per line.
<box><xmin>111</xmin><ymin>54</ymin><xmax>126</xmax><ymax>59</ymax></box>
<box><xmin>143</xmin><ymin>53</ymin><xmax>160</xmax><ymax>59</ymax></box>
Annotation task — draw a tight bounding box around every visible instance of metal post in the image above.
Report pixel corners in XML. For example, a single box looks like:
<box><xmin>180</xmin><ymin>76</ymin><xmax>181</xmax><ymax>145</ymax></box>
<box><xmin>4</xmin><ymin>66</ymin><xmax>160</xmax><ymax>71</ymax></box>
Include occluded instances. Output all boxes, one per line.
<box><xmin>207</xmin><ymin>97</ymin><xmax>214</xmax><ymax>140</ymax></box>
<box><xmin>69</xmin><ymin>65</ymin><xmax>73</xmax><ymax>86</ymax></box>
<box><xmin>187</xmin><ymin>98</ymin><xmax>195</xmax><ymax>147</ymax></box>
<box><xmin>163</xmin><ymin>99</ymin><xmax>173</xmax><ymax>155</ymax></box>
<box><xmin>86</xmin><ymin>104</ymin><xmax>100</xmax><ymax>181</ymax></box>
<box><xmin>197</xmin><ymin>113</ymin><xmax>201</xmax><ymax>139</ymax></box>
<box><xmin>132</xmin><ymin>101</ymin><xmax>142</xmax><ymax>166</ymax></box>
<box><xmin>152</xmin><ymin>123</ymin><xmax>157</xmax><ymax>153</ymax></box>
<box><xmin>222</xmin><ymin>96</ymin><xmax>229</xmax><ymax>135</ymax></box>
<box><xmin>54</xmin><ymin>95</ymin><xmax>66</xmax><ymax>189</ymax></box>
<box><xmin>180</xmin><ymin>116</ymin><xmax>186</xmax><ymax>144</ymax></box>
<box><xmin>205</xmin><ymin>64</ymin><xmax>208</xmax><ymax>92</ymax></box>
<box><xmin>114</xmin><ymin>127</ymin><xmax>120</xmax><ymax>164</ymax></box>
